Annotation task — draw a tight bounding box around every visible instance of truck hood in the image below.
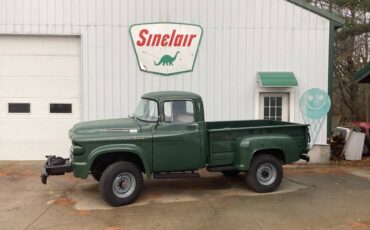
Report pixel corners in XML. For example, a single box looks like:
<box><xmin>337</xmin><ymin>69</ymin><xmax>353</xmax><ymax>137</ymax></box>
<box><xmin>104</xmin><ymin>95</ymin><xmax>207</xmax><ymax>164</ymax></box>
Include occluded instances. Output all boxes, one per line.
<box><xmin>69</xmin><ymin>118</ymin><xmax>142</xmax><ymax>140</ymax></box>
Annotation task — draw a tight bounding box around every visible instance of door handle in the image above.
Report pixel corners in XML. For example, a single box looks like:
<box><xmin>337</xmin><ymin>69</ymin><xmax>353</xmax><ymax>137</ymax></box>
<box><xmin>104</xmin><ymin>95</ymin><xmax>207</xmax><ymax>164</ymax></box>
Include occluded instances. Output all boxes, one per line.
<box><xmin>188</xmin><ymin>123</ymin><xmax>198</xmax><ymax>129</ymax></box>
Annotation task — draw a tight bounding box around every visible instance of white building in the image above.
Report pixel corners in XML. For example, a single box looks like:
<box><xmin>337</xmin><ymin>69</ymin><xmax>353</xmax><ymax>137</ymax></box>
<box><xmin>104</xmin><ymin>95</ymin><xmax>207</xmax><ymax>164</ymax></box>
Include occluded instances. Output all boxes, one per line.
<box><xmin>0</xmin><ymin>0</ymin><xmax>344</xmax><ymax>160</ymax></box>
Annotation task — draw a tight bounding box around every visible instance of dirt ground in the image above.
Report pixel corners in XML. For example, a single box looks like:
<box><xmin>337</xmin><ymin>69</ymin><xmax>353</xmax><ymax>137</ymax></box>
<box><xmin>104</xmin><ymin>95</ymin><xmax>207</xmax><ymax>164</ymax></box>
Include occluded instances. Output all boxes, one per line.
<box><xmin>0</xmin><ymin>159</ymin><xmax>370</xmax><ymax>230</ymax></box>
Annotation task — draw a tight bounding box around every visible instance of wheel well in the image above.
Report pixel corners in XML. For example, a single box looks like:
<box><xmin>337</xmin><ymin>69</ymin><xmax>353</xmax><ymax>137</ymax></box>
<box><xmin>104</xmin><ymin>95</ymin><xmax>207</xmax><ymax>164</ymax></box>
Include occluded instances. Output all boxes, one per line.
<box><xmin>253</xmin><ymin>149</ymin><xmax>286</xmax><ymax>163</ymax></box>
<box><xmin>91</xmin><ymin>152</ymin><xmax>145</xmax><ymax>174</ymax></box>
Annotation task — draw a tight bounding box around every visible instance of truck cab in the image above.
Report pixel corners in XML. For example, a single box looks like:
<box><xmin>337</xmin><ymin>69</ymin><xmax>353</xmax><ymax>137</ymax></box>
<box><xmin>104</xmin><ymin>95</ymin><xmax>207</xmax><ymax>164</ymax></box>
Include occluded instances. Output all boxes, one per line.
<box><xmin>144</xmin><ymin>91</ymin><xmax>206</xmax><ymax>172</ymax></box>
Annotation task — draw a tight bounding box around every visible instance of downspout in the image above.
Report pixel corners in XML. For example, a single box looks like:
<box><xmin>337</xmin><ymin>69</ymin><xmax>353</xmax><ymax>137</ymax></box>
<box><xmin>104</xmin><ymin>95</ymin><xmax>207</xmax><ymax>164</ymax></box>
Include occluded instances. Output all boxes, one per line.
<box><xmin>327</xmin><ymin>21</ymin><xmax>343</xmax><ymax>137</ymax></box>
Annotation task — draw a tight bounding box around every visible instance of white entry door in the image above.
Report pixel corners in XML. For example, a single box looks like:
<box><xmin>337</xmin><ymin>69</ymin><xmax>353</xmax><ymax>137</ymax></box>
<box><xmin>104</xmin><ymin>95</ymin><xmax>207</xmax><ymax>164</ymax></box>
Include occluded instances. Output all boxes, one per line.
<box><xmin>0</xmin><ymin>36</ymin><xmax>81</xmax><ymax>160</ymax></box>
<box><xmin>259</xmin><ymin>93</ymin><xmax>289</xmax><ymax>121</ymax></box>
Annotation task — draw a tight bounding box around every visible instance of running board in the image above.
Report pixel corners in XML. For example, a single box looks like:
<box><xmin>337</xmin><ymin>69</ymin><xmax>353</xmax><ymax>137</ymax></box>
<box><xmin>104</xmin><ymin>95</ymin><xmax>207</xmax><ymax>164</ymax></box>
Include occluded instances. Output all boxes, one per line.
<box><xmin>207</xmin><ymin>166</ymin><xmax>237</xmax><ymax>172</ymax></box>
<box><xmin>153</xmin><ymin>171</ymin><xmax>200</xmax><ymax>179</ymax></box>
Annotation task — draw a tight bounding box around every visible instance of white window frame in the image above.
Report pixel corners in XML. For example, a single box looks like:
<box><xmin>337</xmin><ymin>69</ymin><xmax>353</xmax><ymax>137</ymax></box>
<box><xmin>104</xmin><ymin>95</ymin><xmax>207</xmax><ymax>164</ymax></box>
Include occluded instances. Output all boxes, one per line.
<box><xmin>254</xmin><ymin>87</ymin><xmax>296</xmax><ymax>122</ymax></box>
<box><xmin>259</xmin><ymin>93</ymin><xmax>289</xmax><ymax>121</ymax></box>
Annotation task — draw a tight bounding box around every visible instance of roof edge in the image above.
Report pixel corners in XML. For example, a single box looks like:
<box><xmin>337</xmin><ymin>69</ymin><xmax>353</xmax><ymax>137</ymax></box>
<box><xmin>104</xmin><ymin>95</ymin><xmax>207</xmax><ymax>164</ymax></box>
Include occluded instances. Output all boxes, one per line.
<box><xmin>286</xmin><ymin>0</ymin><xmax>345</xmax><ymax>26</ymax></box>
<box><xmin>142</xmin><ymin>91</ymin><xmax>202</xmax><ymax>100</ymax></box>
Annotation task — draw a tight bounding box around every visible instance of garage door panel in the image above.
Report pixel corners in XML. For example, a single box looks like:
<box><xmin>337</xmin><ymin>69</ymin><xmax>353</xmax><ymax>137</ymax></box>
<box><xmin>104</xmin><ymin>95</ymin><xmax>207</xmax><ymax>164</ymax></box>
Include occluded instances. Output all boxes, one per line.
<box><xmin>0</xmin><ymin>36</ymin><xmax>80</xmax><ymax>56</ymax></box>
<box><xmin>0</xmin><ymin>56</ymin><xmax>80</xmax><ymax>77</ymax></box>
<box><xmin>0</xmin><ymin>77</ymin><xmax>80</xmax><ymax>98</ymax></box>
<box><xmin>0</xmin><ymin>141</ymin><xmax>71</xmax><ymax>160</ymax></box>
<box><xmin>0</xmin><ymin>35</ymin><xmax>81</xmax><ymax>160</ymax></box>
<box><xmin>0</xmin><ymin>119</ymin><xmax>79</xmax><ymax>139</ymax></box>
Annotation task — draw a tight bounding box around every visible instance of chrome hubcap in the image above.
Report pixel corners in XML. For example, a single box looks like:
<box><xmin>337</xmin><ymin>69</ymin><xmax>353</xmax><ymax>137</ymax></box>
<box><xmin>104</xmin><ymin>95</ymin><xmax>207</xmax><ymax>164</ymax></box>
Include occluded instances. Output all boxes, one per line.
<box><xmin>256</xmin><ymin>163</ymin><xmax>277</xmax><ymax>186</ymax></box>
<box><xmin>112</xmin><ymin>172</ymin><xmax>136</xmax><ymax>198</ymax></box>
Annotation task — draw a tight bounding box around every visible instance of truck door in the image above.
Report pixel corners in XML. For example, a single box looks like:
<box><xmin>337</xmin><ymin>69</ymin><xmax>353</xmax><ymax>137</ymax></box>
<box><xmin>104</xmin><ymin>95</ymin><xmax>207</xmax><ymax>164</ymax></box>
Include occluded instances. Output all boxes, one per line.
<box><xmin>153</xmin><ymin>100</ymin><xmax>201</xmax><ymax>172</ymax></box>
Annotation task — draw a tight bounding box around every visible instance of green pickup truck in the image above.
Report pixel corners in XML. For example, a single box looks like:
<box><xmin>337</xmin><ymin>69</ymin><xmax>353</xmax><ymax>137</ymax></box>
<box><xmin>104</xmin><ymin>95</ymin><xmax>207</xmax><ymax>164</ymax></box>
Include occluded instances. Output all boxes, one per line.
<box><xmin>42</xmin><ymin>91</ymin><xmax>310</xmax><ymax>206</ymax></box>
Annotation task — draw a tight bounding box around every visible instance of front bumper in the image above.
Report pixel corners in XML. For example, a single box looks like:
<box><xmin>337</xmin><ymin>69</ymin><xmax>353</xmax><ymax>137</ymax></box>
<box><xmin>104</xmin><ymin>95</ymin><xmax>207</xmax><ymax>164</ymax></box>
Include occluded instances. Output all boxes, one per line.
<box><xmin>41</xmin><ymin>155</ymin><xmax>73</xmax><ymax>184</ymax></box>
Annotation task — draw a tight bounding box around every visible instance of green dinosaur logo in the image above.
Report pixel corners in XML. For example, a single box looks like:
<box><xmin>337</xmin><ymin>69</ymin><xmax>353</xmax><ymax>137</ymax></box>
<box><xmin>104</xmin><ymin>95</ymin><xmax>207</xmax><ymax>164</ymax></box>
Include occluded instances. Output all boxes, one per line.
<box><xmin>154</xmin><ymin>51</ymin><xmax>180</xmax><ymax>66</ymax></box>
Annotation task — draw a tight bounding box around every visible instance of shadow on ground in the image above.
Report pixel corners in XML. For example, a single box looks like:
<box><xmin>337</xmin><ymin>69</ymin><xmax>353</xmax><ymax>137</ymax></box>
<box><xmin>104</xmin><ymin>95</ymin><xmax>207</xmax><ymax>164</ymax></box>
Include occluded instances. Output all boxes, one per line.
<box><xmin>69</xmin><ymin>174</ymin><xmax>306</xmax><ymax>210</ymax></box>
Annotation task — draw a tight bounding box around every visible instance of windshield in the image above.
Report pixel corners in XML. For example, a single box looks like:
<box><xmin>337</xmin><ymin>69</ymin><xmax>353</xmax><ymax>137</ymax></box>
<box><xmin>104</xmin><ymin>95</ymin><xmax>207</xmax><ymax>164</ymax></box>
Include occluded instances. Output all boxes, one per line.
<box><xmin>133</xmin><ymin>99</ymin><xmax>158</xmax><ymax>122</ymax></box>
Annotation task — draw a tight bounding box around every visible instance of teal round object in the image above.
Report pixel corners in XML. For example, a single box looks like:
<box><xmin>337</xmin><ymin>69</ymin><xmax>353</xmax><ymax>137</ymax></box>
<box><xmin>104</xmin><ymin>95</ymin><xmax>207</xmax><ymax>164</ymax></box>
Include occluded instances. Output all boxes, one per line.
<box><xmin>300</xmin><ymin>88</ymin><xmax>331</xmax><ymax>119</ymax></box>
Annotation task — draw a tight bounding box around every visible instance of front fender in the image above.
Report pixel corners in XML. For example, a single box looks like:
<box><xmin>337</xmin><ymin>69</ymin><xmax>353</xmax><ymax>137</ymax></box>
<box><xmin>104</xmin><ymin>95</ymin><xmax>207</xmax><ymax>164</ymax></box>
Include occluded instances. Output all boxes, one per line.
<box><xmin>235</xmin><ymin>134</ymin><xmax>299</xmax><ymax>171</ymax></box>
<box><xmin>74</xmin><ymin>144</ymin><xmax>151</xmax><ymax>179</ymax></box>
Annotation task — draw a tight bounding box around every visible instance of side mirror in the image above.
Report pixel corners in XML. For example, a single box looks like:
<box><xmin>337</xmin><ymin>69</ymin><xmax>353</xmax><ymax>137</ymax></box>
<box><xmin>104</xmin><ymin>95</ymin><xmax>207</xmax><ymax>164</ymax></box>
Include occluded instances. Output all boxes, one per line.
<box><xmin>128</xmin><ymin>114</ymin><xmax>134</xmax><ymax>118</ymax></box>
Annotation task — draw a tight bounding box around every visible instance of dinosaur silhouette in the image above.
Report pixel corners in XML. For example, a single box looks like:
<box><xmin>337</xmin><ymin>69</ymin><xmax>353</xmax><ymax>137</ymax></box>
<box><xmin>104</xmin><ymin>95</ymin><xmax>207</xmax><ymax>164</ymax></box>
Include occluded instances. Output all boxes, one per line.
<box><xmin>154</xmin><ymin>51</ymin><xmax>180</xmax><ymax>66</ymax></box>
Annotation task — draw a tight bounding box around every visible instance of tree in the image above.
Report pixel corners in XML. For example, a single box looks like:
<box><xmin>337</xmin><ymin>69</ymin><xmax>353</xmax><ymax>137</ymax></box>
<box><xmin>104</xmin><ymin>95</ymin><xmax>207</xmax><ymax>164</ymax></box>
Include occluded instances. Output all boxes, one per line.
<box><xmin>307</xmin><ymin>0</ymin><xmax>370</xmax><ymax>124</ymax></box>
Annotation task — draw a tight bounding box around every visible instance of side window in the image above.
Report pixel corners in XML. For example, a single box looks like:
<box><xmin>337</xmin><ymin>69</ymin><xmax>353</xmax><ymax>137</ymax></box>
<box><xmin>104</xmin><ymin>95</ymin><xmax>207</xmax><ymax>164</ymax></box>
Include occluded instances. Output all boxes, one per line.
<box><xmin>163</xmin><ymin>100</ymin><xmax>195</xmax><ymax>124</ymax></box>
<box><xmin>50</xmin><ymin>103</ymin><xmax>72</xmax><ymax>113</ymax></box>
<box><xmin>8</xmin><ymin>103</ymin><xmax>30</xmax><ymax>113</ymax></box>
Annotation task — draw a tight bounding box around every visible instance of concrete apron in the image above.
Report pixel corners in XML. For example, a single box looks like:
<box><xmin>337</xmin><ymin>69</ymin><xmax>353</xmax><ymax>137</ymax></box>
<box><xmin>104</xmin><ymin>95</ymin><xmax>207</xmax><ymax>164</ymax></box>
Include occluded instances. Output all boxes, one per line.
<box><xmin>1</xmin><ymin>161</ymin><xmax>370</xmax><ymax>230</ymax></box>
<box><xmin>0</xmin><ymin>162</ymin><xmax>309</xmax><ymax>211</ymax></box>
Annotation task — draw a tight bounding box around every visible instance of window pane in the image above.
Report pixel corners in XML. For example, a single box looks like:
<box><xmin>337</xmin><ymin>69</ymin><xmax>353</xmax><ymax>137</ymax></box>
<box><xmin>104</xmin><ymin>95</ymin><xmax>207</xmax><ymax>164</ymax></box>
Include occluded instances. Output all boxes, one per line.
<box><xmin>186</xmin><ymin>101</ymin><xmax>194</xmax><ymax>113</ymax></box>
<box><xmin>8</xmin><ymin>103</ymin><xmax>30</xmax><ymax>113</ymax></box>
<box><xmin>270</xmin><ymin>108</ymin><xmax>276</xmax><ymax>116</ymax></box>
<box><xmin>277</xmin><ymin>97</ymin><xmax>282</xmax><ymax>106</ymax></box>
<box><xmin>50</xmin><ymin>104</ymin><xmax>72</xmax><ymax>113</ymax></box>
<box><xmin>172</xmin><ymin>101</ymin><xmax>194</xmax><ymax>123</ymax></box>
<box><xmin>164</xmin><ymin>101</ymin><xmax>172</xmax><ymax>122</ymax></box>
<box><xmin>148</xmin><ymin>100</ymin><xmax>158</xmax><ymax>119</ymax></box>
<box><xmin>261</xmin><ymin>94</ymin><xmax>287</xmax><ymax>121</ymax></box>
<box><xmin>133</xmin><ymin>99</ymin><xmax>158</xmax><ymax>122</ymax></box>
<box><xmin>271</xmin><ymin>97</ymin><xmax>277</xmax><ymax>106</ymax></box>
<box><xmin>277</xmin><ymin>107</ymin><xmax>282</xmax><ymax>116</ymax></box>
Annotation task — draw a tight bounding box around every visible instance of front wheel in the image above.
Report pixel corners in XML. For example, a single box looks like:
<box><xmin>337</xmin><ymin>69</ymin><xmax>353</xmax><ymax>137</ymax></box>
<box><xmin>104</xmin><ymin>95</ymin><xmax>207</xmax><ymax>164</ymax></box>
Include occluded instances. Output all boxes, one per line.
<box><xmin>99</xmin><ymin>161</ymin><xmax>143</xmax><ymax>207</ymax></box>
<box><xmin>246</xmin><ymin>155</ymin><xmax>283</xmax><ymax>193</ymax></box>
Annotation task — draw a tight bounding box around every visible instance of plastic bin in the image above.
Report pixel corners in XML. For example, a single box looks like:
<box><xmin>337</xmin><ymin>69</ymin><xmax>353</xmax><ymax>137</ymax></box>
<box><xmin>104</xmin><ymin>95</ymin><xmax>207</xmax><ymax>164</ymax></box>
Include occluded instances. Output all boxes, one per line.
<box><xmin>344</xmin><ymin>131</ymin><xmax>365</xmax><ymax>161</ymax></box>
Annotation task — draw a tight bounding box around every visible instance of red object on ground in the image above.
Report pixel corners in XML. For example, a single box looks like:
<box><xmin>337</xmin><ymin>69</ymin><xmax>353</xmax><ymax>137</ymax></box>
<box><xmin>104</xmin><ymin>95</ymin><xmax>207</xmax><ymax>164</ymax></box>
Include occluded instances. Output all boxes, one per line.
<box><xmin>352</xmin><ymin>122</ymin><xmax>370</xmax><ymax>135</ymax></box>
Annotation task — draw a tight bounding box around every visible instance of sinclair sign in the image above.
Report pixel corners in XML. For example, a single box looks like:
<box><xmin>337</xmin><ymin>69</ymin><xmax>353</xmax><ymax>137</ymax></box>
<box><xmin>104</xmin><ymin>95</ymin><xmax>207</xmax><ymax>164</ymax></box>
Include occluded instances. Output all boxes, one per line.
<box><xmin>130</xmin><ymin>23</ymin><xmax>203</xmax><ymax>76</ymax></box>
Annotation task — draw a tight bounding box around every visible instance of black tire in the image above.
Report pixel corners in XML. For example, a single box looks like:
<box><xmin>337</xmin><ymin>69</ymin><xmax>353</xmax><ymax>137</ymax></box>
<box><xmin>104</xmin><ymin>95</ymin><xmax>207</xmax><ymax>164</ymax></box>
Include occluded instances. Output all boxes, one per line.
<box><xmin>221</xmin><ymin>170</ymin><xmax>240</xmax><ymax>177</ymax></box>
<box><xmin>91</xmin><ymin>170</ymin><xmax>102</xmax><ymax>182</ymax></box>
<box><xmin>246</xmin><ymin>154</ymin><xmax>283</xmax><ymax>193</ymax></box>
<box><xmin>99</xmin><ymin>161</ymin><xmax>143</xmax><ymax>207</ymax></box>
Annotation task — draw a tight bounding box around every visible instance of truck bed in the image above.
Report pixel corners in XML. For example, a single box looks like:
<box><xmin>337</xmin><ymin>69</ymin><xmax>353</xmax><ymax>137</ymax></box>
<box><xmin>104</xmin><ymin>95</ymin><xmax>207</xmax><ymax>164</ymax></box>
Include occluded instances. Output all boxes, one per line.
<box><xmin>204</xmin><ymin>120</ymin><xmax>309</xmax><ymax>166</ymax></box>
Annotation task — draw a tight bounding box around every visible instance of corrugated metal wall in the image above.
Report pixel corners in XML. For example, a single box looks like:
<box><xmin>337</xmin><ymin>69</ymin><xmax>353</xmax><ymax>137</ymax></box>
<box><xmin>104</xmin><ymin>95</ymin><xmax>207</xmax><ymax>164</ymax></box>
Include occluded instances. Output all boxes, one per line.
<box><xmin>0</xmin><ymin>0</ymin><xmax>330</xmax><ymax>144</ymax></box>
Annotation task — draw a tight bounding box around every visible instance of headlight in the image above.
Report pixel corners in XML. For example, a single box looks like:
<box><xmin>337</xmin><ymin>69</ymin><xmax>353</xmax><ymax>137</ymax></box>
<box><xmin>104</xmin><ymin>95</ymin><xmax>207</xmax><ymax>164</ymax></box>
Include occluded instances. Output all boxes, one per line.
<box><xmin>71</xmin><ymin>145</ymin><xmax>84</xmax><ymax>155</ymax></box>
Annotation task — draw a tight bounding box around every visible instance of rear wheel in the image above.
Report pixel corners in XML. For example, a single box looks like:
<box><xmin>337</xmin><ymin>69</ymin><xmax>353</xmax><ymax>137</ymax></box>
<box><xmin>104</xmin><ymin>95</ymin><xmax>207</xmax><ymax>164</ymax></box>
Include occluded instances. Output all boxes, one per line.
<box><xmin>99</xmin><ymin>161</ymin><xmax>143</xmax><ymax>206</ymax></box>
<box><xmin>221</xmin><ymin>170</ymin><xmax>240</xmax><ymax>177</ymax></box>
<box><xmin>246</xmin><ymin>154</ymin><xmax>283</xmax><ymax>193</ymax></box>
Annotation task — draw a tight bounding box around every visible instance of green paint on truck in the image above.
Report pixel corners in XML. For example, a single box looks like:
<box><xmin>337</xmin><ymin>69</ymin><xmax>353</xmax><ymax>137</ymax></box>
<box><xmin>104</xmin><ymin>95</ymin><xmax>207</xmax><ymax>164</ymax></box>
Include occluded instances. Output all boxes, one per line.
<box><xmin>41</xmin><ymin>91</ymin><xmax>310</xmax><ymax>207</ymax></box>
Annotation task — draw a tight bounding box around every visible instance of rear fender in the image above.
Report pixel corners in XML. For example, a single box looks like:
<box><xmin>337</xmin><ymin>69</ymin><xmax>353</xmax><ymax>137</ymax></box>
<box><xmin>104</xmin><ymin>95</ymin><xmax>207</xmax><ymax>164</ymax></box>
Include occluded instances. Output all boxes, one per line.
<box><xmin>235</xmin><ymin>134</ymin><xmax>299</xmax><ymax>171</ymax></box>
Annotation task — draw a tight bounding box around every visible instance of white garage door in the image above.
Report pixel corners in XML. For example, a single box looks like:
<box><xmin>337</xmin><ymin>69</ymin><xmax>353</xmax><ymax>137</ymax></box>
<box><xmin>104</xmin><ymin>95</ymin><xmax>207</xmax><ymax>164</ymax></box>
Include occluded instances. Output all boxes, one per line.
<box><xmin>0</xmin><ymin>36</ymin><xmax>81</xmax><ymax>160</ymax></box>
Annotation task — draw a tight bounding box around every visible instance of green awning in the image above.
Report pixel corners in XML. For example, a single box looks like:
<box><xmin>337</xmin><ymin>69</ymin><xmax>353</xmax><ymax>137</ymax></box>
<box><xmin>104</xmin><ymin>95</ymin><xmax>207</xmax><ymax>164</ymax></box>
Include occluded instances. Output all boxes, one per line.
<box><xmin>258</xmin><ymin>72</ymin><xmax>298</xmax><ymax>87</ymax></box>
